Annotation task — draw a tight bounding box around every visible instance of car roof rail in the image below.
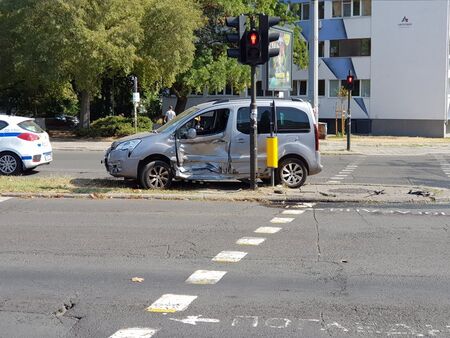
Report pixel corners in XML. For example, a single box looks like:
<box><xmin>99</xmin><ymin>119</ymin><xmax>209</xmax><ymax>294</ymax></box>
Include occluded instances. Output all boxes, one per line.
<box><xmin>212</xmin><ymin>99</ymin><xmax>230</xmax><ymax>105</ymax></box>
<box><xmin>291</xmin><ymin>97</ymin><xmax>304</xmax><ymax>102</ymax></box>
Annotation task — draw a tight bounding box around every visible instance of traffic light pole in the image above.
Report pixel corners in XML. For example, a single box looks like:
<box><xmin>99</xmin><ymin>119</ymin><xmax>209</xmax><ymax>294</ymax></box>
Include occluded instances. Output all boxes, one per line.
<box><xmin>250</xmin><ymin>65</ymin><xmax>258</xmax><ymax>190</ymax></box>
<box><xmin>346</xmin><ymin>89</ymin><xmax>351</xmax><ymax>151</ymax></box>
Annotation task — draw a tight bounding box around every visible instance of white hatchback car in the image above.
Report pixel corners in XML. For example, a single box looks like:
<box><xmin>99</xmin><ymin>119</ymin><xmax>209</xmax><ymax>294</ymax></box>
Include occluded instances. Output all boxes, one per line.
<box><xmin>0</xmin><ymin>115</ymin><xmax>52</xmax><ymax>175</ymax></box>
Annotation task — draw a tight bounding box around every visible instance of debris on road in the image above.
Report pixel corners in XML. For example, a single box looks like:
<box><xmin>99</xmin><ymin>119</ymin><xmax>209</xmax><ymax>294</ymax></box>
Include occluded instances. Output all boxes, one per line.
<box><xmin>131</xmin><ymin>277</ymin><xmax>145</xmax><ymax>283</ymax></box>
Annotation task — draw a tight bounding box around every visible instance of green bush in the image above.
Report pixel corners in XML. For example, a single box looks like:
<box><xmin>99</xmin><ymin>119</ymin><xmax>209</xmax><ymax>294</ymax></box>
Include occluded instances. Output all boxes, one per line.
<box><xmin>76</xmin><ymin>116</ymin><xmax>153</xmax><ymax>138</ymax></box>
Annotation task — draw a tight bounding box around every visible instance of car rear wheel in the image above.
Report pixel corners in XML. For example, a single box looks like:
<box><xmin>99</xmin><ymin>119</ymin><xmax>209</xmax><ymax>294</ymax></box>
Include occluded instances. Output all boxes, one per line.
<box><xmin>0</xmin><ymin>152</ymin><xmax>22</xmax><ymax>176</ymax></box>
<box><xmin>278</xmin><ymin>158</ymin><xmax>307</xmax><ymax>188</ymax></box>
<box><xmin>139</xmin><ymin>160</ymin><xmax>173</xmax><ymax>189</ymax></box>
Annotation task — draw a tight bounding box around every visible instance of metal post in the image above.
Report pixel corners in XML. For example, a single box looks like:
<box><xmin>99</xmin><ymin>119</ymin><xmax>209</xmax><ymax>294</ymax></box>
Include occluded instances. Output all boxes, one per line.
<box><xmin>250</xmin><ymin>65</ymin><xmax>258</xmax><ymax>190</ymax></box>
<box><xmin>347</xmin><ymin>89</ymin><xmax>351</xmax><ymax>151</ymax></box>
<box><xmin>133</xmin><ymin>76</ymin><xmax>138</xmax><ymax>133</ymax></box>
<box><xmin>308</xmin><ymin>0</ymin><xmax>319</xmax><ymax>122</ymax></box>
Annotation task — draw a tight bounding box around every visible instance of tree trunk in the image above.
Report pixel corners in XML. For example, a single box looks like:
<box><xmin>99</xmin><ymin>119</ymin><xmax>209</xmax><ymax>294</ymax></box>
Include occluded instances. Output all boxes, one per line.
<box><xmin>174</xmin><ymin>95</ymin><xmax>188</xmax><ymax>114</ymax></box>
<box><xmin>80</xmin><ymin>90</ymin><xmax>91</xmax><ymax>129</ymax></box>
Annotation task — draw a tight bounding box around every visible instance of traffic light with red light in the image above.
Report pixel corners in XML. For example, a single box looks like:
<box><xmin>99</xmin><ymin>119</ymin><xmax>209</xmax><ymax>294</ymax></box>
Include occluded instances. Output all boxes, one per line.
<box><xmin>245</xmin><ymin>29</ymin><xmax>261</xmax><ymax>65</ymax></box>
<box><xmin>346</xmin><ymin>74</ymin><xmax>354</xmax><ymax>91</ymax></box>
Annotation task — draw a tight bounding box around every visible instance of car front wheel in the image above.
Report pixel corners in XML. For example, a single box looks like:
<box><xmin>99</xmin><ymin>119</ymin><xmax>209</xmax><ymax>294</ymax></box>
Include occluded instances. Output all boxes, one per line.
<box><xmin>278</xmin><ymin>158</ymin><xmax>307</xmax><ymax>188</ymax></box>
<box><xmin>139</xmin><ymin>160</ymin><xmax>173</xmax><ymax>189</ymax></box>
<box><xmin>0</xmin><ymin>152</ymin><xmax>22</xmax><ymax>176</ymax></box>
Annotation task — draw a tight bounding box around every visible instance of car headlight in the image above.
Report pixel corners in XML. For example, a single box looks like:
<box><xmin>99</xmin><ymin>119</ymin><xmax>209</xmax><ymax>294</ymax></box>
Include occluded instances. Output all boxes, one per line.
<box><xmin>116</xmin><ymin>139</ymin><xmax>141</xmax><ymax>152</ymax></box>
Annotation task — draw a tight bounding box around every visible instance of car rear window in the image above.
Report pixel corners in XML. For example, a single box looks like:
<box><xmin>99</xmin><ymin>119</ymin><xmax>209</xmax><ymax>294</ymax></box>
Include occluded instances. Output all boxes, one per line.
<box><xmin>0</xmin><ymin>121</ymin><xmax>8</xmax><ymax>131</ymax></box>
<box><xmin>18</xmin><ymin>120</ymin><xmax>44</xmax><ymax>133</ymax></box>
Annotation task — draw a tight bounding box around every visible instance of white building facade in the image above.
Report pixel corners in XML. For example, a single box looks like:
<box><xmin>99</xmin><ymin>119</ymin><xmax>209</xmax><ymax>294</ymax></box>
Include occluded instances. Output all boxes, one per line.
<box><xmin>165</xmin><ymin>0</ymin><xmax>450</xmax><ymax>137</ymax></box>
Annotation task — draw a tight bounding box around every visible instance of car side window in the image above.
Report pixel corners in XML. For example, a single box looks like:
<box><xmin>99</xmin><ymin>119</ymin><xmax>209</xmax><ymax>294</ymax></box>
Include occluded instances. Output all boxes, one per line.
<box><xmin>277</xmin><ymin>107</ymin><xmax>311</xmax><ymax>133</ymax></box>
<box><xmin>237</xmin><ymin>106</ymin><xmax>311</xmax><ymax>134</ymax></box>
<box><xmin>179</xmin><ymin>109</ymin><xmax>230</xmax><ymax>138</ymax></box>
<box><xmin>237</xmin><ymin>107</ymin><xmax>271</xmax><ymax>135</ymax></box>
<box><xmin>0</xmin><ymin>121</ymin><xmax>8</xmax><ymax>131</ymax></box>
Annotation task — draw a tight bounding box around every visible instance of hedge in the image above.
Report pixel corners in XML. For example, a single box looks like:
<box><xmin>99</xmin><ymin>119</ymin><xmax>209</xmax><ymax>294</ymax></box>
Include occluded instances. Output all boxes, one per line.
<box><xmin>76</xmin><ymin>116</ymin><xmax>153</xmax><ymax>138</ymax></box>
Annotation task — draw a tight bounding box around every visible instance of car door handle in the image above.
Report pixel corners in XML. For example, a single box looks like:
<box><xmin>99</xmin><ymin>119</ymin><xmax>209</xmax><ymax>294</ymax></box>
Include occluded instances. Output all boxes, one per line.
<box><xmin>236</xmin><ymin>138</ymin><xmax>245</xmax><ymax>143</ymax></box>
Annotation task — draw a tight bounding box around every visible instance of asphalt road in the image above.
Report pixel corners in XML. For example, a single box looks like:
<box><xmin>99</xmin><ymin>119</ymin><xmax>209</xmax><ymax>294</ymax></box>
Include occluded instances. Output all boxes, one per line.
<box><xmin>31</xmin><ymin>151</ymin><xmax>450</xmax><ymax>189</ymax></box>
<box><xmin>1</xmin><ymin>198</ymin><xmax>449</xmax><ymax>337</ymax></box>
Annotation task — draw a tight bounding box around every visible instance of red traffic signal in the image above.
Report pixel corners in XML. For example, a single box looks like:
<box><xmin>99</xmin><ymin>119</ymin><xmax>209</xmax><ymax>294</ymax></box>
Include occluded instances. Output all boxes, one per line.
<box><xmin>346</xmin><ymin>75</ymin><xmax>354</xmax><ymax>90</ymax></box>
<box><xmin>248</xmin><ymin>31</ymin><xmax>259</xmax><ymax>46</ymax></box>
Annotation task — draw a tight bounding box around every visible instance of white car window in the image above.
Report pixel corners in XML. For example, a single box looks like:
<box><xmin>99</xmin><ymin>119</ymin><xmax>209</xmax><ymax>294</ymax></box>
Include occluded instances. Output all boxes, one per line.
<box><xmin>18</xmin><ymin>120</ymin><xmax>44</xmax><ymax>133</ymax></box>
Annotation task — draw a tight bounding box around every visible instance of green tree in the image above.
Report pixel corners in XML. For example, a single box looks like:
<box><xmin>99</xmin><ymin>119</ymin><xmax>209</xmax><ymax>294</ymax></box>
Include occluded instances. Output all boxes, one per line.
<box><xmin>170</xmin><ymin>0</ymin><xmax>308</xmax><ymax>113</ymax></box>
<box><xmin>0</xmin><ymin>0</ymin><xmax>202</xmax><ymax>127</ymax></box>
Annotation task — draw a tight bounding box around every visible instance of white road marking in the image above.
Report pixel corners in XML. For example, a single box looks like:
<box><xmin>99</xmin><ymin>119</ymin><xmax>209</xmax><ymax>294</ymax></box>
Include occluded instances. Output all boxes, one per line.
<box><xmin>254</xmin><ymin>226</ymin><xmax>282</xmax><ymax>234</ymax></box>
<box><xmin>292</xmin><ymin>202</ymin><xmax>316</xmax><ymax>208</ymax></box>
<box><xmin>336</xmin><ymin>174</ymin><xmax>348</xmax><ymax>177</ymax></box>
<box><xmin>185</xmin><ymin>270</ymin><xmax>227</xmax><ymax>285</ymax></box>
<box><xmin>146</xmin><ymin>294</ymin><xmax>197</xmax><ymax>313</ymax></box>
<box><xmin>327</xmin><ymin>180</ymin><xmax>341</xmax><ymax>184</ymax></box>
<box><xmin>169</xmin><ymin>315</ymin><xmax>220</xmax><ymax>326</ymax></box>
<box><xmin>332</xmin><ymin>177</ymin><xmax>345</xmax><ymax>180</ymax></box>
<box><xmin>270</xmin><ymin>217</ymin><xmax>294</xmax><ymax>223</ymax></box>
<box><xmin>109</xmin><ymin>328</ymin><xmax>157</xmax><ymax>338</ymax></box>
<box><xmin>236</xmin><ymin>237</ymin><xmax>266</xmax><ymax>246</ymax></box>
<box><xmin>212</xmin><ymin>251</ymin><xmax>247</xmax><ymax>263</ymax></box>
<box><xmin>282</xmin><ymin>209</ymin><xmax>305</xmax><ymax>215</ymax></box>
<box><xmin>0</xmin><ymin>197</ymin><xmax>11</xmax><ymax>203</ymax></box>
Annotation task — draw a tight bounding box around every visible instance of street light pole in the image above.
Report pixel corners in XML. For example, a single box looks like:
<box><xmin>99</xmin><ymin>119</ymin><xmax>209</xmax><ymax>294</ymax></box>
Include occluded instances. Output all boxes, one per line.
<box><xmin>308</xmin><ymin>0</ymin><xmax>319</xmax><ymax>122</ymax></box>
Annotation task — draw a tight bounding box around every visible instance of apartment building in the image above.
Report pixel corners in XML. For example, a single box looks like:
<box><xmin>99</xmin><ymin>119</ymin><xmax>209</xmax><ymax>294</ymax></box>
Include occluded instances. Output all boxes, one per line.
<box><xmin>164</xmin><ymin>0</ymin><xmax>450</xmax><ymax>137</ymax></box>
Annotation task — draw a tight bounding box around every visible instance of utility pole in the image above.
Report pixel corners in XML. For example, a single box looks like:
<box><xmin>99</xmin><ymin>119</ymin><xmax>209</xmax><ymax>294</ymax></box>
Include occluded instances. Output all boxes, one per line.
<box><xmin>308</xmin><ymin>0</ymin><xmax>319</xmax><ymax>122</ymax></box>
<box><xmin>345</xmin><ymin>72</ymin><xmax>354</xmax><ymax>151</ymax></box>
<box><xmin>132</xmin><ymin>76</ymin><xmax>139</xmax><ymax>133</ymax></box>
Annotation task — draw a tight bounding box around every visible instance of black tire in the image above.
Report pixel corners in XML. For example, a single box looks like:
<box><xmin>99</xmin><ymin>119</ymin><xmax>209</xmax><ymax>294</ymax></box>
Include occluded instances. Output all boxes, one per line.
<box><xmin>277</xmin><ymin>157</ymin><xmax>307</xmax><ymax>188</ymax></box>
<box><xmin>0</xmin><ymin>152</ymin><xmax>22</xmax><ymax>176</ymax></box>
<box><xmin>139</xmin><ymin>160</ymin><xmax>173</xmax><ymax>189</ymax></box>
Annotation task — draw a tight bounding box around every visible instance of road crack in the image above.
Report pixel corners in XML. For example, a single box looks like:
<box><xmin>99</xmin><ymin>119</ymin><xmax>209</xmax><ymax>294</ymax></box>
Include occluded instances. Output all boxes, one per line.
<box><xmin>313</xmin><ymin>208</ymin><xmax>321</xmax><ymax>262</ymax></box>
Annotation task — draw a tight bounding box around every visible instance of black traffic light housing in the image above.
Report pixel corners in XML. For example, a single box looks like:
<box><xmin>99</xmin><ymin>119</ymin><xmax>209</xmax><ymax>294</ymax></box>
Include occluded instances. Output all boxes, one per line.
<box><xmin>225</xmin><ymin>15</ymin><xmax>247</xmax><ymax>62</ymax></box>
<box><xmin>245</xmin><ymin>29</ymin><xmax>261</xmax><ymax>66</ymax></box>
<box><xmin>259</xmin><ymin>15</ymin><xmax>281</xmax><ymax>63</ymax></box>
<box><xmin>346</xmin><ymin>74</ymin><xmax>355</xmax><ymax>91</ymax></box>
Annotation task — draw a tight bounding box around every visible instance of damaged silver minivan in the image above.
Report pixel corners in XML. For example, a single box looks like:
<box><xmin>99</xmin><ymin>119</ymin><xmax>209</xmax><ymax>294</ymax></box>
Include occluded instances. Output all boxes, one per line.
<box><xmin>104</xmin><ymin>99</ymin><xmax>322</xmax><ymax>189</ymax></box>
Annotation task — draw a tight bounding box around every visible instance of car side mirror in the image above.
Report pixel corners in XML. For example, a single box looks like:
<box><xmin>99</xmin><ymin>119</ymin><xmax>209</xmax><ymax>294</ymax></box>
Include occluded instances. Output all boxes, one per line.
<box><xmin>186</xmin><ymin>128</ymin><xmax>197</xmax><ymax>139</ymax></box>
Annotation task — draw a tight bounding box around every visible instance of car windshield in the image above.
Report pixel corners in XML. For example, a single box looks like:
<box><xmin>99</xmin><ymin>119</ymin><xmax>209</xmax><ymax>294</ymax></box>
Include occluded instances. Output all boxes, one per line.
<box><xmin>156</xmin><ymin>106</ymin><xmax>201</xmax><ymax>133</ymax></box>
<box><xmin>18</xmin><ymin>120</ymin><xmax>44</xmax><ymax>133</ymax></box>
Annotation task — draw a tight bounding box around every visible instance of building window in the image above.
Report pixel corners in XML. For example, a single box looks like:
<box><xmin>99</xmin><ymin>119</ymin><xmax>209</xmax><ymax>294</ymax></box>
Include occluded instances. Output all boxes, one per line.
<box><xmin>299</xmin><ymin>80</ymin><xmax>307</xmax><ymax>95</ymax></box>
<box><xmin>329</xmin><ymin>80</ymin><xmax>340</xmax><ymax>97</ymax></box>
<box><xmin>361</xmin><ymin>79</ymin><xmax>370</xmax><ymax>97</ymax></box>
<box><xmin>332</xmin><ymin>0</ymin><xmax>371</xmax><ymax>17</ymax></box>
<box><xmin>318</xmin><ymin>80</ymin><xmax>325</xmax><ymax>96</ymax></box>
<box><xmin>319</xmin><ymin>2</ymin><xmax>325</xmax><ymax>19</ymax></box>
<box><xmin>291</xmin><ymin>80</ymin><xmax>307</xmax><ymax>96</ymax></box>
<box><xmin>319</xmin><ymin>41</ymin><xmax>325</xmax><ymax>57</ymax></box>
<box><xmin>330</xmin><ymin>38</ymin><xmax>371</xmax><ymax>57</ymax></box>
<box><xmin>329</xmin><ymin>79</ymin><xmax>371</xmax><ymax>97</ymax></box>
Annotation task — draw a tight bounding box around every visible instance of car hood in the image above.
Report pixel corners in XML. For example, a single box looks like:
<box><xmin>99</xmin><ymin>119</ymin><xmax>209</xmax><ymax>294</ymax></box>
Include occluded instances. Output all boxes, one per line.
<box><xmin>111</xmin><ymin>131</ymin><xmax>157</xmax><ymax>149</ymax></box>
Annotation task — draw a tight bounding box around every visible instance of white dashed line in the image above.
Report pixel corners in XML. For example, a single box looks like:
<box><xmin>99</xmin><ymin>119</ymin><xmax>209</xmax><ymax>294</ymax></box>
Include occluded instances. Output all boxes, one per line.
<box><xmin>109</xmin><ymin>328</ymin><xmax>157</xmax><ymax>338</ymax></box>
<box><xmin>282</xmin><ymin>209</ymin><xmax>305</xmax><ymax>215</ymax></box>
<box><xmin>185</xmin><ymin>270</ymin><xmax>227</xmax><ymax>285</ymax></box>
<box><xmin>212</xmin><ymin>251</ymin><xmax>247</xmax><ymax>263</ymax></box>
<box><xmin>0</xmin><ymin>197</ymin><xmax>11</xmax><ymax>203</ymax></box>
<box><xmin>270</xmin><ymin>217</ymin><xmax>294</xmax><ymax>223</ymax></box>
<box><xmin>327</xmin><ymin>180</ymin><xmax>341</xmax><ymax>184</ymax></box>
<box><xmin>146</xmin><ymin>294</ymin><xmax>197</xmax><ymax>313</ymax></box>
<box><xmin>254</xmin><ymin>226</ymin><xmax>282</xmax><ymax>234</ymax></box>
<box><xmin>336</xmin><ymin>174</ymin><xmax>348</xmax><ymax>177</ymax></box>
<box><xmin>236</xmin><ymin>237</ymin><xmax>266</xmax><ymax>246</ymax></box>
<box><xmin>332</xmin><ymin>177</ymin><xmax>345</xmax><ymax>180</ymax></box>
